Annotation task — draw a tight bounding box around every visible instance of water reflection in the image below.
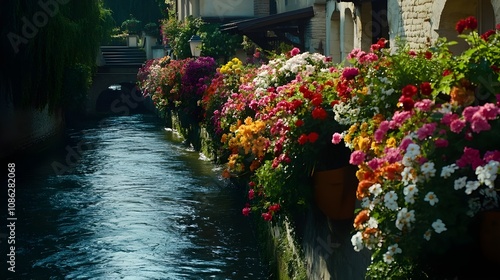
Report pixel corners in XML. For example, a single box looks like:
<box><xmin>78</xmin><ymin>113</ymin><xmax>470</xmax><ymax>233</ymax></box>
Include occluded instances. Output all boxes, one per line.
<box><xmin>14</xmin><ymin>114</ymin><xmax>268</xmax><ymax>279</ymax></box>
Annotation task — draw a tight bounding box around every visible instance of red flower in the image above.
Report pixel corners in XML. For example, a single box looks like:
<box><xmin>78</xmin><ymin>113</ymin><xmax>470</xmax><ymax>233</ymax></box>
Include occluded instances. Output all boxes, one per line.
<box><xmin>269</xmin><ymin>204</ymin><xmax>281</xmax><ymax>213</ymax></box>
<box><xmin>456</xmin><ymin>16</ymin><xmax>478</xmax><ymax>34</ymax></box>
<box><xmin>295</xmin><ymin>119</ymin><xmax>304</xmax><ymax>127</ymax></box>
<box><xmin>298</xmin><ymin>134</ymin><xmax>308</xmax><ymax>145</ymax></box>
<box><xmin>424</xmin><ymin>51</ymin><xmax>432</xmax><ymax>60</ymax></box>
<box><xmin>420</xmin><ymin>82</ymin><xmax>432</xmax><ymax>96</ymax></box>
<box><xmin>399</xmin><ymin>97</ymin><xmax>415</xmax><ymax>111</ymax></box>
<box><xmin>311</xmin><ymin>94</ymin><xmax>323</xmax><ymax>106</ymax></box>
<box><xmin>262</xmin><ymin>212</ymin><xmax>272</xmax><ymax>221</ymax></box>
<box><xmin>402</xmin><ymin>85</ymin><xmax>418</xmax><ymax>97</ymax></box>
<box><xmin>465</xmin><ymin>16</ymin><xmax>478</xmax><ymax>30</ymax></box>
<box><xmin>481</xmin><ymin>30</ymin><xmax>495</xmax><ymax>41</ymax></box>
<box><xmin>307</xmin><ymin>132</ymin><xmax>319</xmax><ymax>143</ymax></box>
<box><xmin>443</xmin><ymin>69</ymin><xmax>452</xmax><ymax>76</ymax></box>
<box><xmin>312</xmin><ymin>107</ymin><xmax>327</xmax><ymax>119</ymax></box>
<box><xmin>456</xmin><ymin>19</ymin><xmax>467</xmax><ymax>34</ymax></box>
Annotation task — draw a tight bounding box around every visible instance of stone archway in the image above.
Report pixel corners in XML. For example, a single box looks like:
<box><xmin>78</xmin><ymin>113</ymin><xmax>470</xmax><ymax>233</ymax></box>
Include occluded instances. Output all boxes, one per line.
<box><xmin>95</xmin><ymin>82</ymin><xmax>151</xmax><ymax>115</ymax></box>
<box><xmin>329</xmin><ymin>10</ymin><xmax>342</xmax><ymax>63</ymax></box>
<box><xmin>432</xmin><ymin>0</ymin><xmax>498</xmax><ymax>54</ymax></box>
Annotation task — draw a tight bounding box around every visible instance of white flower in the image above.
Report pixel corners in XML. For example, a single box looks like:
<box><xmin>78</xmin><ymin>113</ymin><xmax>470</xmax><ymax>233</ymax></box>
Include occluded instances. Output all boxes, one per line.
<box><xmin>384</xmin><ymin>191</ymin><xmax>399</xmax><ymax>211</ymax></box>
<box><xmin>432</xmin><ymin>219</ymin><xmax>447</xmax><ymax>233</ymax></box>
<box><xmin>476</xmin><ymin>160</ymin><xmax>499</xmax><ymax>188</ymax></box>
<box><xmin>383</xmin><ymin>252</ymin><xmax>395</xmax><ymax>264</ymax></box>
<box><xmin>383</xmin><ymin>88</ymin><xmax>395</xmax><ymax>96</ymax></box>
<box><xmin>351</xmin><ymin>232</ymin><xmax>364</xmax><ymax>252</ymax></box>
<box><xmin>438</xmin><ymin>103</ymin><xmax>452</xmax><ymax>114</ymax></box>
<box><xmin>403</xmin><ymin>184</ymin><xmax>418</xmax><ymax>196</ymax></box>
<box><xmin>369</xmin><ymin>183</ymin><xmax>383</xmax><ymax>197</ymax></box>
<box><xmin>388</xmin><ymin>244</ymin><xmax>402</xmax><ymax>254</ymax></box>
<box><xmin>367</xmin><ymin>217</ymin><xmax>379</xmax><ymax>229</ymax></box>
<box><xmin>360</xmin><ymin>197</ymin><xmax>371</xmax><ymax>209</ymax></box>
<box><xmin>401</xmin><ymin>167</ymin><xmax>417</xmax><ymax>184</ymax></box>
<box><xmin>402</xmin><ymin>155</ymin><xmax>414</xmax><ymax>167</ymax></box>
<box><xmin>396</xmin><ymin>208</ymin><xmax>415</xmax><ymax>231</ymax></box>
<box><xmin>405</xmin><ymin>143</ymin><xmax>421</xmax><ymax>159</ymax></box>
<box><xmin>424</xmin><ymin>192</ymin><xmax>439</xmax><ymax>206</ymax></box>
<box><xmin>423</xmin><ymin>229</ymin><xmax>432</xmax><ymax>241</ymax></box>
<box><xmin>454</xmin><ymin>176</ymin><xmax>468</xmax><ymax>190</ymax></box>
<box><xmin>440</xmin><ymin>164</ymin><xmax>458</xmax><ymax>178</ymax></box>
<box><xmin>420</xmin><ymin>161</ymin><xmax>436</xmax><ymax>179</ymax></box>
<box><xmin>465</xmin><ymin>180</ymin><xmax>480</xmax><ymax>195</ymax></box>
<box><xmin>403</xmin><ymin>184</ymin><xmax>418</xmax><ymax>204</ymax></box>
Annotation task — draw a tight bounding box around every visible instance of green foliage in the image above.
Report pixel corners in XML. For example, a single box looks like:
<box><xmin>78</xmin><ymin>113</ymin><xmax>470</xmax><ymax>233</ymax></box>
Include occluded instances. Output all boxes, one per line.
<box><xmin>161</xmin><ymin>16</ymin><xmax>242</xmax><ymax>60</ymax></box>
<box><xmin>199</xmin><ymin>23</ymin><xmax>242</xmax><ymax>62</ymax></box>
<box><xmin>121</xmin><ymin>14</ymin><xmax>142</xmax><ymax>34</ymax></box>
<box><xmin>2</xmin><ymin>0</ymin><xmax>108</xmax><ymax>112</ymax></box>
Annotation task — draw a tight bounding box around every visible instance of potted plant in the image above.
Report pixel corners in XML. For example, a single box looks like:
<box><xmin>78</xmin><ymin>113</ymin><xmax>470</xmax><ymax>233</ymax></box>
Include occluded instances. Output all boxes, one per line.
<box><xmin>121</xmin><ymin>14</ymin><xmax>141</xmax><ymax>47</ymax></box>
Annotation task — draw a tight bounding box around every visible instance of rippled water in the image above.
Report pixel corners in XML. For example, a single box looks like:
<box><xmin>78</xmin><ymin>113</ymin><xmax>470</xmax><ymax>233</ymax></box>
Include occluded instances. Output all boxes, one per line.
<box><xmin>11</xmin><ymin>114</ymin><xmax>269</xmax><ymax>279</ymax></box>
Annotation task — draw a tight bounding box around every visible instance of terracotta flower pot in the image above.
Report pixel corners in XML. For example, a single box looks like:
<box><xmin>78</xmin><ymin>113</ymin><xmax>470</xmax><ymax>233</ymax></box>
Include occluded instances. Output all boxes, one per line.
<box><xmin>479</xmin><ymin>210</ymin><xmax>500</xmax><ymax>264</ymax></box>
<box><xmin>312</xmin><ymin>165</ymin><xmax>358</xmax><ymax>220</ymax></box>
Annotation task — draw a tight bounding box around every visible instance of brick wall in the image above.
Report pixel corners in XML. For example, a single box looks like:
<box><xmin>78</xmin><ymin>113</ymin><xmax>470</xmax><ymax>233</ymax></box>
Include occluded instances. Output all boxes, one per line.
<box><xmin>306</xmin><ymin>4</ymin><xmax>327</xmax><ymax>54</ymax></box>
<box><xmin>254</xmin><ymin>0</ymin><xmax>270</xmax><ymax>17</ymax></box>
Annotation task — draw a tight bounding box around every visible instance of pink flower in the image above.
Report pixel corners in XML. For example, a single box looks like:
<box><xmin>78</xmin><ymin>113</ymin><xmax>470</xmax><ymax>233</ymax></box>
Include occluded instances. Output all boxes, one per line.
<box><xmin>242</xmin><ymin>205</ymin><xmax>251</xmax><ymax>216</ymax></box>
<box><xmin>350</xmin><ymin>150</ymin><xmax>366</xmax><ymax>165</ymax></box>
<box><xmin>434</xmin><ymin>138</ymin><xmax>449</xmax><ymax>148</ymax></box>
<box><xmin>450</xmin><ymin>119</ymin><xmax>466</xmax><ymax>133</ymax></box>
<box><xmin>441</xmin><ymin>113</ymin><xmax>459</xmax><ymax>125</ymax></box>
<box><xmin>384</xmin><ymin>147</ymin><xmax>403</xmax><ymax>163</ymax></box>
<box><xmin>470</xmin><ymin>114</ymin><xmax>491</xmax><ymax>133</ymax></box>
<box><xmin>417</xmin><ymin>123</ymin><xmax>437</xmax><ymax>140</ymax></box>
<box><xmin>342</xmin><ymin>67</ymin><xmax>359</xmax><ymax>80</ymax></box>
<box><xmin>248</xmin><ymin>189</ymin><xmax>255</xmax><ymax>200</ymax></box>
<box><xmin>332</xmin><ymin>132</ymin><xmax>343</xmax><ymax>144</ymax></box>
<box><xmin>367</xmin><ymin>158</ymin><xmax>384</xmax><ymax>170</ymax></box>
<box><xmin>414</xmin><ymin>99</ymin><xmax>433</xmax><ymax>112</ymax></box>
<box><xmin>390</xmin><ymin>111</ymin><xmax>412</xmax><ymax>128</ymax></box>
<box><xmin>399</xmin><ymin>137</ymin><xmax>414</xmax><ymax>151</ymax></box>
<box><xmin>456</xmin><ymin>147</ymin><xmax>484</xmax><ymax>169</ymax></box>
<box><xmin>290</xmin><ymin>47</ymin><xmax>300</xmax><ymax>57</ymax></box>
<box><xmin>484</xmin><ymin>151</ymin><xmax>500</xmax><ymax>162</ymax></box>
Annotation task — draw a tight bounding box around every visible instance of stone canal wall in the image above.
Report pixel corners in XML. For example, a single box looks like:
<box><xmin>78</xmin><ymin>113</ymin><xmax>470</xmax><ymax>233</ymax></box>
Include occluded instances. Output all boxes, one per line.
<box><xmin>158</xmin><ymin>107</ymin><xmax>372</xmax><ymax>280</ymax></box>
<box><xmin>1</xmin><ymin>103</ymin><xmax>64</xmax><ymax>161</ymax></box>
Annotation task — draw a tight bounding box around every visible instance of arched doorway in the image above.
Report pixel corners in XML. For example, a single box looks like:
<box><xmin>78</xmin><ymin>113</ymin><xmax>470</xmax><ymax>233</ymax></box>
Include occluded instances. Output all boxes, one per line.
<box><xmin>343</xmin><ymin>8</ymin><xmax>355</xmax><ymax>60</ymax></box>
<box><xmin>437</xmin><ymin>0</ymin><xmax>495</xmax><ymax>54</ymax></box>
<box><xmin>330</xmin><ymin>10</ymin><xmax>341</xmax><ymax>63</ymax></box>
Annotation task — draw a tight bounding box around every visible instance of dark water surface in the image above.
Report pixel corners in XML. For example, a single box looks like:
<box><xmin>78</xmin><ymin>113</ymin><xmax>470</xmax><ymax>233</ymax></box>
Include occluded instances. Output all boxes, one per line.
<box><xmin>6</xmin><ymin>113</ymin><xmax>268</xmax><ymax>279</ymax></box>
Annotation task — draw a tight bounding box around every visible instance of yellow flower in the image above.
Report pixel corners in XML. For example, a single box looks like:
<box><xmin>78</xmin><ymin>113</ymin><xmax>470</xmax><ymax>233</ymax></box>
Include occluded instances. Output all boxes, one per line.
<box><xmin>386</xmin><ymin>137</ymin><xmax>397</xmax><ymax>148</ymax></box>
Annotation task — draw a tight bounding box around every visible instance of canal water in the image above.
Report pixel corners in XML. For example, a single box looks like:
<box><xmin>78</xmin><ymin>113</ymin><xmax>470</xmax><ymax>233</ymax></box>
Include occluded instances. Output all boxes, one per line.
<box><xmin>9</xmin><ymin>113</ymin><xmax>269</xmax><ymax>279</ymax></box>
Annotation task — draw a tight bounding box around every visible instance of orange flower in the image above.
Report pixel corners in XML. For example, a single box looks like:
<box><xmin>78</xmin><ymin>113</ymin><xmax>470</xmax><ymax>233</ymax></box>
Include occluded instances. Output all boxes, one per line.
<box><xmin>450</xmin><ymin>85</ymin><xmax>475</xmax><ymax>106</ymax></box>
<box><xmin>380</xmin><ymin>163</ymin><xmax>403</xmax><ymax>180</ymax></box>
<box><xmin>222</xmin><ymin>169</ymin><xmax>231</xmax><ymax>178</ymax></box>
<box><xmin>354</xmin><ymin>210</ymin><xmax>369</xmax><ymax>229</ymax></box>
<box><xmin>357</xmin><ymin>180</ymin><xmax>375</xmax><ymax>199</ymax></box>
